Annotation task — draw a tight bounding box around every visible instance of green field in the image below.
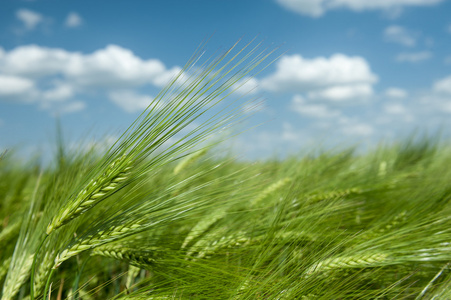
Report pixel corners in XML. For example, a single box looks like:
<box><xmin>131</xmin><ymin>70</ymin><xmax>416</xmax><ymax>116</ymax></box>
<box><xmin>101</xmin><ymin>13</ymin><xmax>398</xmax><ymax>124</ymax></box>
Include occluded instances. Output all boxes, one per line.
<box><xmin>1</xmin><ymin>41</ymin><xmax>451</xmax><ymax>299</ymax></box>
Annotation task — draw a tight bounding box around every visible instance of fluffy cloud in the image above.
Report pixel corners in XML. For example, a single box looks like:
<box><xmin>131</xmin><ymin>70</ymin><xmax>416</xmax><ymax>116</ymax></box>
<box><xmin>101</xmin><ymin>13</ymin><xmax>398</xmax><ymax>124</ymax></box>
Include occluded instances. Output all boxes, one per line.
<box><xmin>1</xmin><ymin>45</ymin><xmax>74</xmax><ymax>77</ymax></box>
<box><xmin>383</xmin><ymin>102</ymin><xmax>414</xmax><ymax>122</ymax></box>
<box><xmin>16</xmin><ymin>9</ymin><xmax>43</xmax><ymax>30</ymax></box>
<box><xmin>108</xmin><ymin>90</ymin><xmax>159</xmax><ymax>113</ymax></box>
<box><xmin>276</xmin><ymin>0</ymin><xmax>444</xmax><ymax>17</ymax></box>
<box><xmin>0</xmin><ymin>44</ymin><xmax>179</xmax><ymax>87</ymax></box>
<box><xmin>276</xmin><ymin>0</ymin><xmax>325</xmax><ymax>17</ymax></box>
<box><xmin>233</xmin><ymin>77</ymin><xmax>260</xmax><ymax>95</ymax></box>
<box><xmin>40</xmin><ymin>100</ymin><xmax>86</xmax><ymax>115</ymax></box>
<box><xmin>384</xmin><ymin>26</ymin><xmax>417</xmax><ymax>47</ymax></box>
<box><xmin>260</xmin><ymin>53</ymin><xmax>377</xmax><ymax>102</ymax></box>
<box><xmin>64</xmin><ymin>45</ymin><xmax>179</xmax><ymax>88</ymax></box>
<box><xmin>65</xmin><ymin>12</ymin><xmax>83</xmax><ymax>28</ymax></box>
<box><xmin>339</xmin><ymin>118</ymin><xmax>374</xmax><ymax>136</ymax></box>
<box><xmin>281</xmin><ymin>122</ymin><xmax>304</xmax><ymax>142</ymax></box>
<box><xmin>0</xmin><ymin>74</ymin><xmax>35</xmax><ymax>98</ymax></box>
<box><xmin>291</xmin><ymin>95</ymin><xmax>341</xmax><ymax>118</ymax></box>
<box><xmin>0</xmin><ymin>44</ymin><xmax>180</xmax><ymax>88</ymax></box>
<box><xmin>261</xmin><ymin>54</ymin><xmax>377</xmax><ymax>91</ymax></box>
<box><xmin>384</xmin><ymin>103</ymin><xmax>408</xmax><ymax>114</ymax></box>
<box><xmin>57</xmin><ymin>101</ymin><xmax>85</xmax><ymax>114</ymax></box>
<box><xmin>385</xmin><ymin>87</ymin><xmax>408</xmax><ymax>98</ymax></box>
<box><xmin>0</xmin><ymin>44</ymin><xmax>180</xmax><ymax>114</ymax></box>
<box><xmin>396</xmin><ymin>51</ymin><xmax>432</xmax><ymax>62</ymax></box>
<box><xmin>41</xmin><ymin>82</ymin><xmax>74</xmax><ymax>101</ymax></box>
<box><xmin>433</xmin><ymin>75</ymin><xmax>451</xmax><ymax>94</ymax></box>
<box><xmin>307</xmin><ymin>84</ymin><xmax>373</xmax><ymax>101</ymax></box>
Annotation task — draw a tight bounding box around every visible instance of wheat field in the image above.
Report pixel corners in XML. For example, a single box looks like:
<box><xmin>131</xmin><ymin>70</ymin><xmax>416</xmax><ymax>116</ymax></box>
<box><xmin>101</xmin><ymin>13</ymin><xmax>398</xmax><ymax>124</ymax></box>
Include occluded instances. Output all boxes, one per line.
<box><xmin>1</xmin><ymin>40</ymin><xmax>451</xmax><ymax>299</ymax></box>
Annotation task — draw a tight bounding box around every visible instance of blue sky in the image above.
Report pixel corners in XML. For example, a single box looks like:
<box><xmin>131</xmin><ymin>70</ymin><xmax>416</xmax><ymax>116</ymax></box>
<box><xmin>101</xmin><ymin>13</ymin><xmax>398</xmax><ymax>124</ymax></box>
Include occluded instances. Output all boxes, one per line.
<box><xmin>1</xmin><ymin>0</ymin><xmax>451</xmax><ymax>159</ymax></box>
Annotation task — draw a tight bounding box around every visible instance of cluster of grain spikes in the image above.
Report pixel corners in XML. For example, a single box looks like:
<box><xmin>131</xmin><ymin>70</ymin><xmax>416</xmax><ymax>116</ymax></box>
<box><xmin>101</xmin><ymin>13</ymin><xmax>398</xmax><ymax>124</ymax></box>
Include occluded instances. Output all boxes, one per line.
<box><xmin>24</xmin><ymin>39</ymin><xmax>276</xmax><ymax>300</ymax></box>
<box><xmin>2</xmin><ymin>133</ymin><xmax>451</xmax><ymax>299</ymax></box>
<box><xmin>46</xmin><ymin>154</ymin><xmax>133</xmax><ymax>235</ymax></box>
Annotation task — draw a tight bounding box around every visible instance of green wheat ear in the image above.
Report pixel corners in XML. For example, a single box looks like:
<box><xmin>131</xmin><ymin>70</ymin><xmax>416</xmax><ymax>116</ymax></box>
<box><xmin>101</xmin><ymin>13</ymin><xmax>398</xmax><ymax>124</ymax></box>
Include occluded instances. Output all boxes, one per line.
<box><xmin>46</xmin><ymin>154</ymin><xmax>131</xmax><ymax>234</ymax></box>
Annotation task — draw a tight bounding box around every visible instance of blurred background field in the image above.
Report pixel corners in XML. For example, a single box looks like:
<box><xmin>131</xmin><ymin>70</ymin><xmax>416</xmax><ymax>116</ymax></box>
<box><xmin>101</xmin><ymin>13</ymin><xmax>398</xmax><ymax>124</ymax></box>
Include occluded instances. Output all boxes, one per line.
<box><xmin>2</xmin><ymin>136</ymin><xmax>451</xmax><ymax>299</ymax></box>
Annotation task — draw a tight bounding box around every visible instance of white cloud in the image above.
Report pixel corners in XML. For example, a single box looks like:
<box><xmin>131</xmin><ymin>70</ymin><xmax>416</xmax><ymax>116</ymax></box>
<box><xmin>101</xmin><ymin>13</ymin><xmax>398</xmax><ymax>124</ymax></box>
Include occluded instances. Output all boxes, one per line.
<box><xmin>329</xmin><ymin>0</ymin><xmax>443</xmax><ymax>11</ymax></box>
<box><xmin>276</xmin><ymin>0</ymin><xmax>325</xmax><ymax>17</ymax></box>
<box><xmin>16</xmin><ymin>9</ymin><xmax>43</xmax><ymax>30</ymax></box>
<box><xmin>261</xmin><ymin>54</ymin><xmax>377</xmax><ymax>93</ymax></box>
<box><xmin>280</xmin><ymin>122</ymin><xmax>300</xmax><ymax>142</ymax></box>
<box><xmin>233</xmin><ymin>77</ymin><xmax>260</xmax><ymax>95</ymax></box>
<box><xmin>384</xmin><ymin>103</ymin><xmax>407</xmax><ymax>114</ymax></box>
<box><xmin>442</xmin><ymin>102</ymin><xmax>451</xmax><ymax>113</ymax></box>
<box><xmin>382</xmin><ymin>103</ymin><xmax>414</xmax><ymax>122</ymax></box>
<box><xmin>0</xmin><ymin>44</ymin><xmax>179</xmax><ymax>88</ymax></box>
<box><xmin>41</xmin><ymin>82</ymin><xmax>74</xmax><ymax>101</ymax></box>
<box><xmin>41</xmin><ymin>100</ymin><xmax>86</xmax><ymax>115</ymax></box>
<box><xmin>65</xmin><ymin>45</ymin><xmax>180</xmax><ymax>88</ymax></box>
<box><xmin>0</xmin><ymin>44</ymin><xmax>180</xmax><ymax>114</ymax></box>
<box><xmin>291</xmin><ymin>95</ymin><xmax>341</xmax><ymax>118</ymax></box>
<box><xmin>0</xmin><ymin>45</ymin><xmax>73</xmax><ymax>77</ymax></box>
<box><xmin>339</xmin><ymin>118</ymin><xmax>374</xmax><ymax>136</ymax></box>
<box><xmin>307</xmin><ymin>84</ymin><xmax>373</xmax><ymax>101</ymax></box>
<box><xmin>385</xmin><ymin>87</ymin><xmax>408</xmax><ymax>98</ymax></box>
<box><xmin>58</xmin><ymin>101</ymin><xmax>85</xmax><ymax>114</ymax></box>
<box><xmin>384</xmin><ymin>25</ymin><xmax>417</xmax><ymax>47</ymax></box>
<box><xmin>260</xmin><ymin>53</ymin><xmax>377</xmax><ymax>102</ymax></box>
<box><xmin>396</xmin><ymin>51</ymin><xmax>432</xmax><ymax>62</ymax></box>
<box><xmin>433</xmin><ymin>75</ymin><xmax>451</xmax><ymax>94</ymax></box>
<box><xmin>108</xmin><ymin>90</ymin><xmax>159</xmax><ymax>113</ymax></box>
<box><xmin>343</xmin><ymin>123</ymin><xmax>373</xmax><ymax>136</ymax></box>
<box><xmin>275</xmin><ymin>0</ymin><xmax>444</xmax><ymax>17</ymax></box>
<box><xmin>0</xmin><ymin>74</ymin><xmax>35</xmax><ymax>97</ymax></box>
<box><xmin>242</xmin><ymin>100</ymin><xmax>265</xmax><ymax>114</ymax></box>
<box><xmin>65</xmin><ymin>12</ymin><xmax>83</xmax><ymax>28</ymax></box>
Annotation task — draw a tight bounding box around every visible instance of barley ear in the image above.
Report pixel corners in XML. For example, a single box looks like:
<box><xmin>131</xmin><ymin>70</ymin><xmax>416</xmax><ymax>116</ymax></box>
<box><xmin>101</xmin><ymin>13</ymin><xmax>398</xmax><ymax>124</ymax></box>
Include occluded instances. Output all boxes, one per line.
<box><xmin>46</xmin><ymin>155</ymin><xmax>132</xmax><ymax>234</ymax></box>
<box><xmin>251</xmin><ymin>177</ymin><xmax>292</xmax><ymax>206</ymax></box>
<box><xmin>91</xmin><ymin>246</ymin><xmax>158</xmax><ymax>270</ymax></box>
<box><xmin>173</xmin><ymin>148</ymin><xmax>208</xmax><ymax>175</ymax></box>
<box><xmin>0</xmin><ymin>257</ymin><xmax>12</xmax><ymax>283</ymax></box>
<box><xmin>53</xmin><ymin>221</ymin><xmax>144</xmax><ymax>268</ymax></box>
<box><xmin>1</xmin><ymin>254</ymin><xmax>34</xmax><ymax>300</ymax></box>
<box><xmin>305</xmin><ymin>253</ymin><xmax>388</xmax><ymax>276</ymax></box>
